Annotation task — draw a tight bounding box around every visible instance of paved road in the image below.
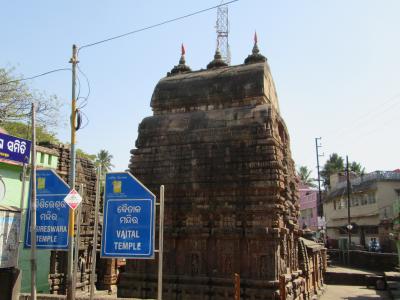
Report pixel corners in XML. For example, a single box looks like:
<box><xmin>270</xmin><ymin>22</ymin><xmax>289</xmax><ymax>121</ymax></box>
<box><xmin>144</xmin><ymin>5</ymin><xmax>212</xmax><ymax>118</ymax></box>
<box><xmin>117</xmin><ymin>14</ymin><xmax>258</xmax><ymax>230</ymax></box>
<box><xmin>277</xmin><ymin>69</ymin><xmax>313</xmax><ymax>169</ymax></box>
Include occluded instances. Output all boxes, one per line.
<box><xmin>323</xmin><ymin>284</ymin><xmax>390</xmax><ymax>299</ymax></box>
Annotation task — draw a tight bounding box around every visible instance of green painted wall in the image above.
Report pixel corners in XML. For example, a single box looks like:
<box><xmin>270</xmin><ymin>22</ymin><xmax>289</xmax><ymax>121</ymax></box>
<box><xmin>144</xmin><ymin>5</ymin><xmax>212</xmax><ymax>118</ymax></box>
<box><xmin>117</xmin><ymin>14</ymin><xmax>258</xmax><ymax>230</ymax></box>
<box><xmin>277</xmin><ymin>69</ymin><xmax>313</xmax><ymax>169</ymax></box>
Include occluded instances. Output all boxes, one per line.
<box><xmin>0</xmin><ymin>162</ymin><xmax>24</xmax><ymax>208</ymax></box>
<box><xmin>0</xmin><ymin>150</ymin><xmax>59</xmax><ymax>293</ymax></box>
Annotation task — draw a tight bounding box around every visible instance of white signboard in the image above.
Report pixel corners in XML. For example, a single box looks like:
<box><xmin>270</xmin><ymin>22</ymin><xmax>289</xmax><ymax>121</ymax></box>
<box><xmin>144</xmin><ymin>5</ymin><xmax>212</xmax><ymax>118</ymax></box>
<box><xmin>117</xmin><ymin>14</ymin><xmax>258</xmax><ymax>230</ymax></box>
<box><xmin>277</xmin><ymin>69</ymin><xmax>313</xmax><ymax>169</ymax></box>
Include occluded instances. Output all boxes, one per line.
<box><xmin>0</xmin><ymin>209</ymin><xmax>21</xmax><ymax>268</ymax></box>
<box><xmin>64</xmin><ymin>189</ymin><xmax>82</xmax><ymax>210</ymax></box>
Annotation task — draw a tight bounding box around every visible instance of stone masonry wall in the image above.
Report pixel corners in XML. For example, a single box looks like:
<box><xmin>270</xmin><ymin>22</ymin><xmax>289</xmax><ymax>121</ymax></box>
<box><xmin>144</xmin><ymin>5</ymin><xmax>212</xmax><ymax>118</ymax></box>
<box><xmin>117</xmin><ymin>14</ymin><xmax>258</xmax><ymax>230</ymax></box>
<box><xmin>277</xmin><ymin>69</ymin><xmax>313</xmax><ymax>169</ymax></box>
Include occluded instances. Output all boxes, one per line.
<box><xmin>118</xmin><ymin>58</ymin><xmax>301</xmax><ymax>299</ymax></box>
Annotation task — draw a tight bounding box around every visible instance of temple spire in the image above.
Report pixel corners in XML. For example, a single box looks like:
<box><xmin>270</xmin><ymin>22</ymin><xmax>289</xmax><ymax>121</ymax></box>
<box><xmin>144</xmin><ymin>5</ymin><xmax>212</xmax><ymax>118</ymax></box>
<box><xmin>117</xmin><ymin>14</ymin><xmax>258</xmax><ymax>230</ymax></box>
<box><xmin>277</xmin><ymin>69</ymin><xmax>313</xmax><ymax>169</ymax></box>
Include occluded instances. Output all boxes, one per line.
<box><xmin>168</xmin><ymin>43</ymin><xmax>191</xmax><ymax>76</ymax></box>
<box><xmin>244</xmin><ymin>31</ymin><xmax>266</xmax><ymax>64</ymax></box>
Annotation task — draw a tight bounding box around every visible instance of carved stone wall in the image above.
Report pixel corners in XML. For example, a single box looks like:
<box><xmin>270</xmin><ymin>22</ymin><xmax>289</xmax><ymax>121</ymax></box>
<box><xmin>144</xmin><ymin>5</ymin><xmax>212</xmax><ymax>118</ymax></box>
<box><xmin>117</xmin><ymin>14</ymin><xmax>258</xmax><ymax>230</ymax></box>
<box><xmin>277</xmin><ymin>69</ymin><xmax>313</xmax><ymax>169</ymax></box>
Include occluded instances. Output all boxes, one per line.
<box><xmin>118</xmin><ymin>46</ymin><xmax>301</xmax><ymax>299</ymax></box>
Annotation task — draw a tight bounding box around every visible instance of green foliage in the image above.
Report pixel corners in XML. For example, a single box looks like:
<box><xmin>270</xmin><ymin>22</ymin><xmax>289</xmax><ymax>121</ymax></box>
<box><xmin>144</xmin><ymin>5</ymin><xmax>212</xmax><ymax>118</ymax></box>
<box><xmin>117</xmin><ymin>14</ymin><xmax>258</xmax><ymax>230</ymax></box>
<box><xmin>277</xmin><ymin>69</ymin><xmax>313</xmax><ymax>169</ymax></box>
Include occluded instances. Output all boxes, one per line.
<box><xmin>297</xmin><ymin>165</ymin><xmax>317</xmax><ymax>188</ymax></box>
<box><xmin>95</xmin><ymin>149</ymin><xmax>114</xmax><ymax>174</ymax></box>
<box><xmin>0</xmin><ymin>67</ymin><xmax>60</xmax><ymax>127</ymax></box>
<box><xmin>321</xmin><ymin>153</ymin><xmax>365</xmax><ymax>187</ymax></box>
<box><xmin>76</xmin><ymin>148</ymin><xmax>96</xmax><ymax>162</ymax></box>
<box><xmin>350</xmin><ymin>161</ymin><xmax>365</xmax><ymax>175</ymax></box>
<box><xmin>2</xmin><ymin>121</ymin><xmax>59</xmax><ymax>144</ymax></box>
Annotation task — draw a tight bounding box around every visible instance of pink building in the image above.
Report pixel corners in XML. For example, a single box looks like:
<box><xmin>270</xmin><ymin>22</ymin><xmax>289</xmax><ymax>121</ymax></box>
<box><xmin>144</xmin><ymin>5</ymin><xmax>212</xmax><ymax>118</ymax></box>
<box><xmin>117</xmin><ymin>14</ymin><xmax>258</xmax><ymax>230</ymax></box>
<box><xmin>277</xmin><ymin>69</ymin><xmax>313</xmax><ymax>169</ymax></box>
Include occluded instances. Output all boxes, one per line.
<box><xmin>299</xmin><ymin>183</ymin><xmax>318</xmax><ymax>231</ymax></box>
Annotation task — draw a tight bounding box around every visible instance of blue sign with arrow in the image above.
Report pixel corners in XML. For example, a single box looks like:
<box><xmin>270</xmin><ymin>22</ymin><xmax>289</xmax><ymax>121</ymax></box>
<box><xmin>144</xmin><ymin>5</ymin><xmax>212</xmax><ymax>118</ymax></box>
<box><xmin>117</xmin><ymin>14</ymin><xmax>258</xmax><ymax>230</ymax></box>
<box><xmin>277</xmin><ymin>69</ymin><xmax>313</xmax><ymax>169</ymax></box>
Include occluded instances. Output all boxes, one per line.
<box><xmin>24</xmin><ymin>169</ymin><xmax>70</xmax><ymax>249</ymax></box>
<box><xmin>101</xmin><ymin>172</ymin><xmax>156</xmax><ymax>259</ymax></box>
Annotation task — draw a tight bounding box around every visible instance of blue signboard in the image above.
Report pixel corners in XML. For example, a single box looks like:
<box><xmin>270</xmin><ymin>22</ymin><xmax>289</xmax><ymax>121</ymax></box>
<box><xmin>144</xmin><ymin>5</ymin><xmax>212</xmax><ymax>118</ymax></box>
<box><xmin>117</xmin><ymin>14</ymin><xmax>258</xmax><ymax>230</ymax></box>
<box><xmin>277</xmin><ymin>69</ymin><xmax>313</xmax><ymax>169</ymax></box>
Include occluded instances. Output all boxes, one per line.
<box><xmin>0</xmin><ymin>132</ymin><xmax>31</xmax><ymax>164</ymax></box>
<box><xmin>24</xmin><ymin>169</ymin><xmax>70</xmax><ymax>249</ymax></box>
<box><xmin>101</xmin><ymin>172</ymin><xmax>156</xmax><ymax>259</ymax></box>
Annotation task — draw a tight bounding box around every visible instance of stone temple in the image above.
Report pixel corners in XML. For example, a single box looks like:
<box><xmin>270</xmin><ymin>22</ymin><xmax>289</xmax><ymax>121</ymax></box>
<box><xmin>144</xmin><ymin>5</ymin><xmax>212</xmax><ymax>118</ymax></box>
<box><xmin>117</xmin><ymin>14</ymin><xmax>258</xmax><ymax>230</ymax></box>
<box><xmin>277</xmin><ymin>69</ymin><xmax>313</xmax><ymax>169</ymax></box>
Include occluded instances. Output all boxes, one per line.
<box><xmin>118</xmin><ymin>38</ymin><xmax>306</xmax><ymax>299</ymax></box>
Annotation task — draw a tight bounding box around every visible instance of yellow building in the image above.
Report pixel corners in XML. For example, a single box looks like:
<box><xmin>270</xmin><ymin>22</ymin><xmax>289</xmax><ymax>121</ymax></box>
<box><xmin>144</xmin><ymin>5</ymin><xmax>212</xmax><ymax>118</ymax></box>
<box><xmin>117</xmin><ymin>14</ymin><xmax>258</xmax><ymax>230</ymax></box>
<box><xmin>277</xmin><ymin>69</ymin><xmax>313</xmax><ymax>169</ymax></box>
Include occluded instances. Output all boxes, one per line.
<box><xmin>323</xmin><ymin>171</ymin><xmax>400</xmax><ymax>251</ymax></box>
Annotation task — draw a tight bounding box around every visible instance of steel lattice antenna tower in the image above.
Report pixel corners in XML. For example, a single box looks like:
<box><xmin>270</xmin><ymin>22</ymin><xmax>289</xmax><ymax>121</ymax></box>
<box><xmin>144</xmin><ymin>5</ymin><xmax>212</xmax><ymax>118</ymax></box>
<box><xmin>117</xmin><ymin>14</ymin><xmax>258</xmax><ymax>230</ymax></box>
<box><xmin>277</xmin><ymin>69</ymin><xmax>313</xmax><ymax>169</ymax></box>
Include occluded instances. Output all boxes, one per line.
<box><xmin>216</xmin><ymin>1</ymin><xmax>231</xmax><ymax>65</ymax></box>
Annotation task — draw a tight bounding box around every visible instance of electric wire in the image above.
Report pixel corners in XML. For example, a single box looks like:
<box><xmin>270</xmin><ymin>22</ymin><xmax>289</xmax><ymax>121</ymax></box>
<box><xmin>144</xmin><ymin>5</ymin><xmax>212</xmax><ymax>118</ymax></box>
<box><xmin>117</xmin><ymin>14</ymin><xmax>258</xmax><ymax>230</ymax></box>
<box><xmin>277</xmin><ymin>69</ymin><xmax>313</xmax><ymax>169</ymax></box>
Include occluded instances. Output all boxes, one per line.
<box><xmin>76</xmin><ymin>73</ymin><xmax>81</xmax><ymax>101</ymax></box>
<box><xmin>76</xmin><ymin>65</ymin><xmax>91</xmax><ymax>109</ymax></box>
<box><xmin>0</xmin><ymin>2</ymin><xmax>238</xmax><ymax>96</ymax></box>
<box><xmin>1</xmin><ymin>1</ymin><xmax>239</xmax><ymax>137</ymax></box>
<box><xmin>79</xmin><ymin>110</ymin><xmax>90</xmax><ymax>130</ymax></box>
<box><xmin>0</xmin><ymin>68</ymin><xmax>71</xmax><ymax>86</ymax></box>
<box><xmin>78</xmin><ymin>0</ymin><xmax>239</xmax><ymax>52</ymax></box>
<box><xmin>326</xmin><ymin>93</ymin><xmax>400</xmax><ymax>139</ymax></box>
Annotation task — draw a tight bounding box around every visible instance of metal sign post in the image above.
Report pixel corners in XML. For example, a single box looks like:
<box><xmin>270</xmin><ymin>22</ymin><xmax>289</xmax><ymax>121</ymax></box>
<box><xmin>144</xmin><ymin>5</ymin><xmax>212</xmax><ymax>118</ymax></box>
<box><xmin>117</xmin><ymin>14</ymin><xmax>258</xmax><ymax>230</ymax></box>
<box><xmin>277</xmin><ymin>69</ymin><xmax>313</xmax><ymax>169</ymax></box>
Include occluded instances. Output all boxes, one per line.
<box><xmin>30</xmin><ymin>102</ymin><xmax>37</xmax><ymax>300</ymax></box>
<box><xmin>157</xmin><ymin>185</ymin><xmax>165</xmax><ymax>300</ymax></box>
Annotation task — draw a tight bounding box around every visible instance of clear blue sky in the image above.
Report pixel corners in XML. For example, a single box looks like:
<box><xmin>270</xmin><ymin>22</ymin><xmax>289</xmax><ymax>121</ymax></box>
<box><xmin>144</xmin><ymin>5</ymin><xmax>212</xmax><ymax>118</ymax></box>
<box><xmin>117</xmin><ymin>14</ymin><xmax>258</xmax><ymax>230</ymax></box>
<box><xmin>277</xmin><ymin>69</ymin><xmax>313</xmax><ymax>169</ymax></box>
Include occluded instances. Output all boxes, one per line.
<box><xmin>2</xmin><ymin>1</ymin><xmax>400</xmax><ymax>176</ymax></box>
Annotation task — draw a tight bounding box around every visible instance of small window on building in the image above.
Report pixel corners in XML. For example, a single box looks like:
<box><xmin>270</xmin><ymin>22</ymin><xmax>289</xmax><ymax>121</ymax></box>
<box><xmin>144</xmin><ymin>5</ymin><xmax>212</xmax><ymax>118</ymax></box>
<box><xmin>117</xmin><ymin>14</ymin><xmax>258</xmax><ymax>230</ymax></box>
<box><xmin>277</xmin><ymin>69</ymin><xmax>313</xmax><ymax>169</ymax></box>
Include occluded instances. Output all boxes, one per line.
<box><xmin>351</xmin><ymin>196</ymin><xmax>359</xmax><ymax>207</ymax></box>
<box><xmin>339</xmin><ymin>198</ymin><xmax>346</xmax><ymax>209</ymax></box>
<box><xmin>368</xmin><ymin>194</ymin><xmax>376</xmax><ymax>204</ymax></box>
<box><xmin>48</xmin><ymin>155</ymin><xmax>52</xmax><ymax>165</ymax></box>
<box><xmin>40</xmin><ymin>153</ymin><xmax>45</xmax><ymax>164</ymax></box>
<box><xmin>361</xmin><ymin>194</ymin><xmax>368</xmax><ymax>205</ymax></box>
<box><xmin>334</xmin><ymin>200</ymin><xmax>337</xmax><ymax>210</ymax></box>
<box><xmin>365</xmin><ymin>226</ymin><xmax>378</xmax><ymax>235</ymax></box>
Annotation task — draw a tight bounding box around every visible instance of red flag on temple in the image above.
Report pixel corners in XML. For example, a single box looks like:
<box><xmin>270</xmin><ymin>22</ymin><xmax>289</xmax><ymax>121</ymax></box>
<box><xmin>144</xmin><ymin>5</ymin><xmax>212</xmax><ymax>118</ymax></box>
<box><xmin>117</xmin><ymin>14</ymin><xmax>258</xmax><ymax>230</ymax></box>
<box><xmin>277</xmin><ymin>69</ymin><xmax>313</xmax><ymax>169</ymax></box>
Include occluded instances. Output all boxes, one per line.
<box><xmin>181</xmin><ymin>43</ymin><xmax>185</xmax><ymax>56</ymax></box>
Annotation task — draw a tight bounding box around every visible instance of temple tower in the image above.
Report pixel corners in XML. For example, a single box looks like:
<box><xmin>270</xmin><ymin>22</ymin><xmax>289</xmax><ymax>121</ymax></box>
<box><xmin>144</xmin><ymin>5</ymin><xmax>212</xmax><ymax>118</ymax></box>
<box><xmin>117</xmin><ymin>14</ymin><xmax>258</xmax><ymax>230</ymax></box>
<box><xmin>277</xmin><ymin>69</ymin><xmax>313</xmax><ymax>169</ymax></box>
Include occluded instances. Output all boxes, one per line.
<box><xmin>118</xmin><ymin>38</ymin><xmax>300</xmax><ymax>299</ymax></box>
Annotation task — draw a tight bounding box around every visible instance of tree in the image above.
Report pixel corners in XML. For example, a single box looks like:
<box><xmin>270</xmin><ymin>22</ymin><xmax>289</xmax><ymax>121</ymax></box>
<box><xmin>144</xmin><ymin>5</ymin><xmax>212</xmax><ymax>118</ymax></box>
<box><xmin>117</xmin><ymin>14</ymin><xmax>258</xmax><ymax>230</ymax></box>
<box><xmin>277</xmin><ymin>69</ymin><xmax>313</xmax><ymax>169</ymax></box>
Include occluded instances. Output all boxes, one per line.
<box><xmin>321</xmin><ymin>153</ymin><xmax>345</xmax><ymax>187</ymax></box>
<box><xmin>2</xmin><ymin>121</ymin><xmax>59</xmax><ymax>144</ymax></box>
<box><xmin>297</xmin><ymin>166</ymin><xmax>317</xmax><ymax>188</ymax></box>
<box><xmin>0</xmin><ymin>67</ymin><xmax>60</xmax><ymax>127</ymax></box>
<box><xmin>95</xmin><ymin>150</ymin><xmax>114</xmax><ymax>174</ymax></box>
<box><xmin>321</xmin><ymin>153</ymin><xmax>365</xmax><ymax>187</ymax></box>
<box><xmin>350</xmin><ymin>161</ymin><xmax>365</xmax><ymax>176</ymax></box>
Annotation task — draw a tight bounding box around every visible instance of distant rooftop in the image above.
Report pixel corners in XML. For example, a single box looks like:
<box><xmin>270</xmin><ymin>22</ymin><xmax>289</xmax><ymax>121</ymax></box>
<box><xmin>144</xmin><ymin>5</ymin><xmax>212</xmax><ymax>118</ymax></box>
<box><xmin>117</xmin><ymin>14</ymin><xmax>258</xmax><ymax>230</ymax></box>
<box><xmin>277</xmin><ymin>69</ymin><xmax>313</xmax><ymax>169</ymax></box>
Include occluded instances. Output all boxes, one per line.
<box><xmin>331</xmin><ymin>170</ymin><xmax>400</xmax><ymax>191</ymax></box>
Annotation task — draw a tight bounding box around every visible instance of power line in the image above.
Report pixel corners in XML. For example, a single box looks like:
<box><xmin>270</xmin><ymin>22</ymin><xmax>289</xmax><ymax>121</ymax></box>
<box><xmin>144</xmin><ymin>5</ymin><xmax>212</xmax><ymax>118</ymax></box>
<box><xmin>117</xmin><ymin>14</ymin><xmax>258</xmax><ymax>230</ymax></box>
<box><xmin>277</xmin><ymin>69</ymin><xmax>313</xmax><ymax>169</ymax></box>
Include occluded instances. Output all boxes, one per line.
<box><xmin>76</xmin><ymin>65</ymin><xmax>91</xmax><ymax>109</ymax></box>
<box><xmin>327</xmin><ymin>93</ymin><xmax>400</xmax><ymax>139</ymax></box>
<box><xmin>0</xmin><ymin>68</ymin><xmax>71</xmax><ymax>86</ymax></box>
<box><xmin>1</xmin><ymin>1</ymin><xmax>239</xmax><ymax>89</ymax></box>
<box><xmin>78</xmin><ymin>0</ymin><xmax>239</xmax><ymax>52</ymax></box>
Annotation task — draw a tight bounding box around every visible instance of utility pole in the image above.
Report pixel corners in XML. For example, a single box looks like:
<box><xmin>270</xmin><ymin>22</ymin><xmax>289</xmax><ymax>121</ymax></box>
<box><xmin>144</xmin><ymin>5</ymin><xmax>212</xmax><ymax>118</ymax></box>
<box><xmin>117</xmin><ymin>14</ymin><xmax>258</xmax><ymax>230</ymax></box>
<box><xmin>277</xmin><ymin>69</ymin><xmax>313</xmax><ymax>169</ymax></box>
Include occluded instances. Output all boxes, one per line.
<box><xmin>346</xmin><ymin>155</ymin><xmax>352</xmax><ymax>265</ymax></box>
<box><xmin>315</xmin><ymin>138</ymin><xmax>324</xmax><ymax>217</ymax></box>
<box><xmin>67</xmin><ymin>44</ymin><xmax>78</xmax><ymax>300</ymax></box>
<box><xmin>30</xmin><ymin>103</ymin><xmax>37</xmax><ymax>300</ymax></box>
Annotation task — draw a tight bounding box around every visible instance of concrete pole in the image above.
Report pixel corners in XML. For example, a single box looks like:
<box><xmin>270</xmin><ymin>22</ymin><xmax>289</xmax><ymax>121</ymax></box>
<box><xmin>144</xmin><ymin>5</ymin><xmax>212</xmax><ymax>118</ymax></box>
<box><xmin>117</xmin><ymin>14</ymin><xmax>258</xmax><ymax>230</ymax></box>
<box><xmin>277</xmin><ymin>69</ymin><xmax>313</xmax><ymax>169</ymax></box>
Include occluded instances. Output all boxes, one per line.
<box><xmin>67</xmin><ymin>44</ymin><xmax>78</xmax><ymax>300</ymax></box>
<box><xmin>346</xmin><ymin>155</ymin><xmax>352</xmax><ymax>265</ymax></box>
<box><xmin>315</xmin><ymin>138</ymin><xmax>323</xmax><ymax>217</ymax></box>
<box><xmin>30</xmin><ymin>102</ymin><xmax>37</xmax><ymax>300</ymax></box>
